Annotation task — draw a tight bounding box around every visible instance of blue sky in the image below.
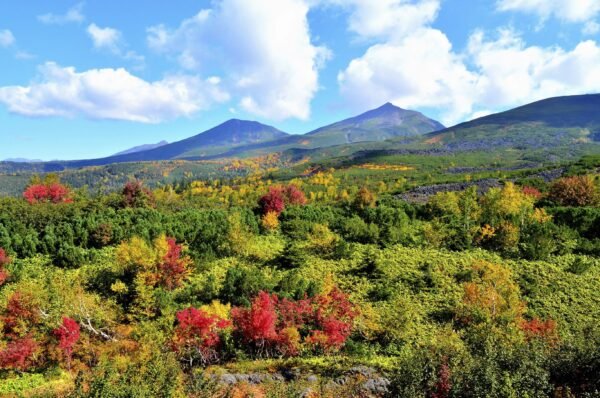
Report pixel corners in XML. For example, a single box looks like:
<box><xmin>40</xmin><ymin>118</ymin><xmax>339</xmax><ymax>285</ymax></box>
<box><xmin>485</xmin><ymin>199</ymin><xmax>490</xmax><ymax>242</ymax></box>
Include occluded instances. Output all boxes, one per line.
<box><xmin>1</xmin><ymin>0</ymin><xmax>599</xmax><ymax>160</ymax></box>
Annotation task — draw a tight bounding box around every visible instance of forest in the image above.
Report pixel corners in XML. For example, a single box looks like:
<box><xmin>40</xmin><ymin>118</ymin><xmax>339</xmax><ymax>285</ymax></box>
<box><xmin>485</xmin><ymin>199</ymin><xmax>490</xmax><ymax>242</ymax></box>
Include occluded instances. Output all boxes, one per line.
<box><xmin>0</xmin><ymin>162</ymin><xmax>599</xmax><ymax>397</ymax></box>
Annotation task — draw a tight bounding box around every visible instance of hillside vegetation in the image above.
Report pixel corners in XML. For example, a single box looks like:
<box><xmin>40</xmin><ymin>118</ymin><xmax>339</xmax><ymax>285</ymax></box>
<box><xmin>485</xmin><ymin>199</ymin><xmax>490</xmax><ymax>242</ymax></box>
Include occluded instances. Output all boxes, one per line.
<box><xmin>0</xmin><ymin>159</ymin><xmax>598</xmax><ymax>397</ymax></box>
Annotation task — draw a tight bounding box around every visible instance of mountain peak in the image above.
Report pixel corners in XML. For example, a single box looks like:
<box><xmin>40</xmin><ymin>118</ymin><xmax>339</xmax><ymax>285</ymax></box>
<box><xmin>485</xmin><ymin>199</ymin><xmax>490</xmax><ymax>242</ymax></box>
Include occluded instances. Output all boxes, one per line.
<box><xmin>305</xmin><ymin>102</ymin><xmax>445</xmax><ymax>144</ymax></box>
<box><xmin>380</xmin><ymin>102</ymin><xmax>401</xmax><ymax>110</ymax></box>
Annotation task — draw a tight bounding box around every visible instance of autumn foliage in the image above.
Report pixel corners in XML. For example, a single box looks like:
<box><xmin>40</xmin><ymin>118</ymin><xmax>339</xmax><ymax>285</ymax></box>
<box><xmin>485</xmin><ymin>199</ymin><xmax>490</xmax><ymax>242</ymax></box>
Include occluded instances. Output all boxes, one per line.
<box><xmin>173</xmin><ymin>307</ymin><xmax>231</xmax><ymax>366</ymax></box>
<box><xmin>157</xmin><ymin>237</ymin><xmax>191</xmax><ymax>290</ymax></box>
<box><xmin>122</xmin><ymin>180</ymin><xmax>155</xmax><ymax>208</ymax></box>
<box><xmin>2</xmin><ymin>292</ymin><xmax>39</xmax><ymax>338</ymax></box>
<box><xmin>231</xmin><ymin>288</ymin><xmax>357</xmax><ymax>358</ymax></box>
<box><xmin>258</xmin><ymin>184</ymin><xmax>307</xmax><ymax>216</ymax></box>
<box><xmin>0</xmin><ymin>292</ymin><xmax>40</xmax><ymax>371</ymax></box>
<box><xmin>52</xmin><ymin>316</ymin><xmax>80</xmax><ymax>363</ymax></box>
<box><xmin>0</xmin><ymin>248</ymin><xmax>10</xmax><ymax>285</ymax></box>
<box><xmin>549</xmin><ymin>175</ymin><xmax>598</xmax><ymax>207</ymax></box>
<box><xmin>519</xmin><ymin>317</ymin><xmax>558</xmax><ymax>344</ymax></box>
<box><xmin>0</xmin><ymin>337</ymin><xmax>38</xmax><ymax>370</ymax></box>
<box><xmin>430</xmin><ymin>362</ymin><xmax>452</xmax><ymax>398</ymax></box>
<box><xmin>23</xmin><ymin>183</ymin><xmax>72</xmax><ymax>204</ymax></box>
<box><xmin>522</xmin><ymin>186</ymin><xmax>542</xmax><ymax>200</ymax></box>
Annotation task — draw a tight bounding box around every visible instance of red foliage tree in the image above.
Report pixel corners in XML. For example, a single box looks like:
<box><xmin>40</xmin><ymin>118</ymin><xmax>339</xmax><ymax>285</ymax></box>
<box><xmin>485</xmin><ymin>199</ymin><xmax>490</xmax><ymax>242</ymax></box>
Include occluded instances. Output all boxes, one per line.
<box><xmin>2</xmin><ymin>292</ymin><xmax>39</xmax><ymax>338</ymax></box>
<box><xmin>157</xmin><ymin>238</ymin><xmax>190</xmax><ymax>290</ymax></box>
<box><xmin>23</xmin><ymin>183</ymin><xmax>71</xmax><ymax>204</ymax></box>
<box><xmin>284</xmin><ymin>184</ymin><xmax>307</xmax><ymax>206</ymax></box>
<box><xmin>430</xmin><ymin>362</ymin><xmax>452</xmax><ymax>398</ymax></box>
<box><xmin>0</xmin><ymin>248</ymin><xmax>10</xmax><ymax>285</ymax></box>
<box><xmin>258</xmin><ymin>184</ymin><xmax>307</xmax><ymax>216</ymax></box>
<box><xmin>53</xmin><ymin>316</ymin><xmax>80</xmax><ymax>366</ymax></box>
<box><xmin>522</xmin><ymin>186</ymin><xmax>542</xmax><ymax>200</ymax></box>
<box><xmin>549</xmin><ymin>175</ymin><xmax>598</xmax><ymax>206</ymax></box>
<box><xmin>0</xmin><ymin>337</ymin><xmax>38</xmax><ymax>371</ymax></box>
<box><xmin>258</xmin><ymin>187</ymin><xmax>286</xmax><ymax>216</ymax></box>
<box><xmin>231</xmin><ymin>291</ymin><xmax>279</xmax><ymax>356</ymax></box>
<box><xmin>519</xmin><ymin>318</ymin><xmax>558</xmax><ymax>344</ymax></box>
<box><xmin>122</xmin><ymin>180</ymin><xmax>155</xmax><ymax>208</ymax></box>
<box><xmin>173</xmin><ymin>307</ymin><xmax>230</xmax><ymax>366</ymax></box>
<box><xmin>231</xmin><ymin>288</ymin><xmax>357</xmax><ymax>358</ymax></box>
<box><xmin>307</xmin><ymin>288</ymin><xmax>357</xmax><ymax>351</ymax></box>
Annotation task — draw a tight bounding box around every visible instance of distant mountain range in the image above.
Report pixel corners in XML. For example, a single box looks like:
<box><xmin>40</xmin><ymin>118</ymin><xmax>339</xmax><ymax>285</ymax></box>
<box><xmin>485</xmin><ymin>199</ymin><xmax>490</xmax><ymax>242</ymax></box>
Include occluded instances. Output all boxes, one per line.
<box><xmin>3</xmin><ymin>95</ymin><xmax>600</xmax><ymax>171</ymax></box>
<box><xmin>2</xmin><ymin>158</ymin><xmax>44</xmax><ymax>163</ymax></box>
<box><xmin>59</xmin><ymin>103</ymin><xmax>444</xmax><ymax>168</ymax></box>
<box><xmin>113</xmin><ymin>140</ymin><xmax>169</xmax><ymax>156</ymax></box>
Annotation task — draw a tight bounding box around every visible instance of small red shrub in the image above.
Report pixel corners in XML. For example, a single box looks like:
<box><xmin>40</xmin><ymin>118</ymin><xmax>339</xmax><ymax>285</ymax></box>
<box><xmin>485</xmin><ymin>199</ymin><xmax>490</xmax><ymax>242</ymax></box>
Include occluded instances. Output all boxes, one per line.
<box><xmin>0</xmin><ymin>337</ymin><xmax>38</xmax><ymax>371</ymax></box>
<box><xmin>0</xmin><ymin>248</ymin><xmax>10</xmax><ymax>285</ymax></box>
<box><xmin>23</xmin><ymin>183</ymin><xmax>71</xmax><ymax>204</ymax></box>
<box><xmin>2</xmin><ymin>292</ymin><xmax>39</xmax><ymax>338</ymax></box>
<box><xmin>53</xmin><ymin>316</ymin><xmax>80</xmax><ymax>363</ymax></box>
<box><xmin>284</xmin><ymin>184</ymin><xmax>307</xmax><ymax>206</ymax></box>
<box><xmin>522</xmin><ymin>186</ymin><xmax>542</xmax><ymax>200</ymax></box>
<box><xmin>173</xmin><ymin>307</ymin><xmax>230</xmax><ymax>366</ymax></box>
<box><xmin>520</xmin><ymin>317</ymin><xmax>558</xmax><ymax>344</ymax></box>
<box><xmin>431</xmin><ymin>362</ymin><xmax>452</xmax><ymax>398</ymax></box>
<box><xmin>258</xmin><ymin>184</ymin><xmax>307</xmax><ymax>215</ymax></box>
<box><xmin>157</xmin><ymin>238</ymin><xmax>190</xmax><ymax>290</ymax></box>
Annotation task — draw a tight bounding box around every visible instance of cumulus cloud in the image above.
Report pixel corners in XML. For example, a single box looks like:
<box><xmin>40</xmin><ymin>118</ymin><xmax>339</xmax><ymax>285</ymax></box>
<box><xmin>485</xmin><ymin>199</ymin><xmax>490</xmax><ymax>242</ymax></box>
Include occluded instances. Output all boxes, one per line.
<box><xmin>38</xmin><ymin>3</ymin><xmax>85</xmax><ymax>25</ymax></box>
<box><xmin>147</xmin><ymin>0</ymin><xmax>329</xmax><ymax>120</ymax></box>
<box><xmin>338</xmin><ymin>28</ymin><xmax>477</xmax><ymax>124</ymax></box>
<box><xmin>0</xmin><ymin>29</ymin><xmax>15</xmax><ymax>47</ymax></box>
<box><xmin>87</xmin><ymin>23</ymin><xmax>145</xmax><ymax>68</ymax></box>
<box><xmin>336</xmin><ymin>0</ymin><xmax>600</xmax><ymax>124</ymax></box>
<box><xmin>497</xmin><ymin>0</ymin><xmax>600</xmax><ymax>23</ymax></box>
<box><xmin>0</xmin><ymin>62</ymin><xmax>229</xmax><ymax>123</ymax></box>
<box><xmin>323</xmin><ymin>0</ymin><xmax>440</xmax><ymax>41</ymax></box>
<box><xmin>87</xmin><ymin>23</ymin><xmax>121</xmax><ymax>51</ymax></box>
<box><xmin>469</xmin><ymin>29</ymin><xmax>600</xmax><ymax>108</ymax></box>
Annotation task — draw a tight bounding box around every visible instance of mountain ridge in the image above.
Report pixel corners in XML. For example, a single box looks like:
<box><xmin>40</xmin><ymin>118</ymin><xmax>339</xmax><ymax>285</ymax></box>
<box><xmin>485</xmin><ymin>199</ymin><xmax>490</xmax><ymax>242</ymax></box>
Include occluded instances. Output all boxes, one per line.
<box><xmin>113</xmin><ymin>140</ymin><xmax>169</xmax><ymax>156</ymax></box>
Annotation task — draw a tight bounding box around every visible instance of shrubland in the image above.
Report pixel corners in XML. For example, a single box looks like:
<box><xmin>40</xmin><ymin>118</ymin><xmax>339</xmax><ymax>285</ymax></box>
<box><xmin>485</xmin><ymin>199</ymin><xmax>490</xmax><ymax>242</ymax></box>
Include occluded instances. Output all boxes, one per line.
<box><xmin>0</xmin><ymin>166</ymin><xmax>598</xmax><ymax>397</ymax></box>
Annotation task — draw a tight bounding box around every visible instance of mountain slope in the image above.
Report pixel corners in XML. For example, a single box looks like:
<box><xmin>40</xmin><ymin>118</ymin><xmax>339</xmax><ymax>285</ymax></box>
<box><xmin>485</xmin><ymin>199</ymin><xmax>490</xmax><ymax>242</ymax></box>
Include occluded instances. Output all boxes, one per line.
<box><xmin>305</xmin><ymin>102</ymin><xmax>444</xmax><ymax>146</ymax></box>
<box><xmin>113</xmin><ymin>140</ymin><xmax>169</xmax><ymax>156</ymax></box>
<box><xmin>65</xmin><ymin>119</ymin><xmax>289</xmax><ymax>167</ymax></box>
<box><xmin>415</xmin><ymin>94</ymin><xmax>600</xmax><ymax>151</ymax></box>
<box><xmin>183</xmin><ymin>103</ymin><xmax>445</xmax><ymax>159</ymax></box>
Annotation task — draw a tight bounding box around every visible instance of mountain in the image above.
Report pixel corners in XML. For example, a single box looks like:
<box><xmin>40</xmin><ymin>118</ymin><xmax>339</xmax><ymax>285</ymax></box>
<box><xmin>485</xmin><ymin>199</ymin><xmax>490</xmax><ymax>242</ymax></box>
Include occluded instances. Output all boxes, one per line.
<box><xmin>304</xmin><ymin>102</ymin><xmax>445</xmax><ymax>146</ymax></box>
<box><xmin>58</xmin><ymin>104</ymin><xmax>442</xmax><ymax>167</ymax></box>
<box><xmin>65</xmin><ymin>119</ymin><xmax>289</xmax><ymax>167</ymax></box>
<box><xmin>2</xmin><ymin>158</ymin><xmax>44</xmax><ymax>163</ymax></box>
<box><xmin>113</xmin><ymin>140</ymin><xmax>169</xmax><ymax>156</ymax></box>
<box><xmin>416</xmin><ymin>94</ymin><xmax>600</xmax><ymax>151</ymax></box>
<box><xmin>180</xmin><ymin>103</ymin><xmax>445</xmax><ymax>159</ymax></box>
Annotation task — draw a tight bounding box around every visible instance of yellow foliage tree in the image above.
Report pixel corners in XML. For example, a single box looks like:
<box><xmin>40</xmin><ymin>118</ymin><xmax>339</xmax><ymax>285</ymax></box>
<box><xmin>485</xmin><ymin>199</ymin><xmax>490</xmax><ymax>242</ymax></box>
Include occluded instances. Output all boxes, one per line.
<box><xmin>261</xmin><ymin>211</ymin><xmax>280</xmax><ymax>231</ymax></box>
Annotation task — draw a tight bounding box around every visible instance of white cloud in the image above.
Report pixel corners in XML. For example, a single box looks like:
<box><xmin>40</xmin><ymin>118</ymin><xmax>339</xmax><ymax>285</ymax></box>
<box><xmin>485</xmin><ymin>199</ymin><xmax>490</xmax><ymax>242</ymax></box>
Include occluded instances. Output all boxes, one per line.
<box><xmin>337</xmin><ymin>1</ymin><xmax>600</xmax><ymax>125</ymax></box>
<box><xmin>147</xmin><ymin>0</ymin><xmax>329</xmax><ymax>120</ymax></box>
<box><xmin>469</xmin><ymin>29</ymin><xmax>600</xmax><ymax>108</ymax></box>
<box><xmin>87</xmin><ymin>23</ymin><xmax>145</xmax><ymax>68</ymax></box>
<box><xmin>323</xmin><ymin>0</ymin><xmax>440</xmax><ymax>41</ymax></box>
<box><xmin>0</xmin><ymin>62</ymin><xmax>229</xmax><ymax>123</ymax></box>
<box><xmin>87</xmin><ymin>23</ymin><xmax>121</xmax><ymax>51</ymax></box>
<box><xmin>15</xmin><ymin>51</ymin><xmax>35</xmax><ymax>60</ymax></box>
<box><xmin>338</xmin><ymin>28</ymin><xmax>477</xmax><ymax>124</ymax></box>
<box><xmin>38</xmin><ymin>3</ymin><xmax>85</xmax><ymax>25</ymax></box>
<box><xmin>497</xmin><ymin>0</ymin><xmax>600</xmax><ymax>23</ymax></box>
<box><xmin>0</xmin><ymin>29</ymin><xmax>15</xmax><ymax>47</ymax></box>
